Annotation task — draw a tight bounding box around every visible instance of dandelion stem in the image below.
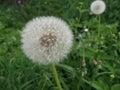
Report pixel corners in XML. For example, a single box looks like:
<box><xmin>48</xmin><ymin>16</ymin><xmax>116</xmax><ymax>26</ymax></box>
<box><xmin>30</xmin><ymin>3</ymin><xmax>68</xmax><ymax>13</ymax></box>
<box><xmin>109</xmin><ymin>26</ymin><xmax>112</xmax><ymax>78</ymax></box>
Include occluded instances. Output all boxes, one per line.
<box><xmin>97</xmin><ymin>15</ymin><xmax>101</xmax><ymax>59</ymax></box>
<box><xmin>51</xmin><ymin>64</ymin><xmax>62</xmax><ymax>90</ymax></box>
<box><xmin>98</xmin><ymin>15</ymin><xmax>101</xmax><ymax>39</ymax></box>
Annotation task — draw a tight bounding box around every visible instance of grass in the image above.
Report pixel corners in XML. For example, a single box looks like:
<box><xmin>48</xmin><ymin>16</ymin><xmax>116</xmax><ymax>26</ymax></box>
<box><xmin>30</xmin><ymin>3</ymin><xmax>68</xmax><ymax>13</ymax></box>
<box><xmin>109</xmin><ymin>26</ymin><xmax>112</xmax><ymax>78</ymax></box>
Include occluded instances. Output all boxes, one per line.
<box><xmin>0</xmin><ymin>0</ymin><xmax>120</xmax><ymax>90</ymax></box>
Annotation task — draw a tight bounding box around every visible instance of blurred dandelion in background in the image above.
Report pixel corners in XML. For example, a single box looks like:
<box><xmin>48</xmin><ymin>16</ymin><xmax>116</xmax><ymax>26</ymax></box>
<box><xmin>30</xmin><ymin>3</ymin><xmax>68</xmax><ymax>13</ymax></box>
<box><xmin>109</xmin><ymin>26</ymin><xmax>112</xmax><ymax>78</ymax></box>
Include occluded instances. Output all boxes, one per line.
<box><xmin>90</xmin><ymin>0</ymin><xmax>106</xmax><ymax>62</ymax></box>
<box><xmin>90</xmin><ymin>0</ymin><xmax>106</xmax><ymax>15</ymax></box>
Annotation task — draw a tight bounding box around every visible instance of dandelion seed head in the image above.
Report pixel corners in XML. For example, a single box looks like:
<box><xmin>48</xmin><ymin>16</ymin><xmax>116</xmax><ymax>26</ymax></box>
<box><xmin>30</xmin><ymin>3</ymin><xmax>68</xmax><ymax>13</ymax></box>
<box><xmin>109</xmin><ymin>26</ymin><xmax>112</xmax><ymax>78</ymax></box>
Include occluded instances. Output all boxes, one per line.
<box><xmin>90</xmin><ymin>0</ymin><xmax>106</xmax><ymax>15</ymax></box>
<box><xmin>21</xmin><ymin>16</ymin><xmax>73</xmax><ymax>64</ymax></box>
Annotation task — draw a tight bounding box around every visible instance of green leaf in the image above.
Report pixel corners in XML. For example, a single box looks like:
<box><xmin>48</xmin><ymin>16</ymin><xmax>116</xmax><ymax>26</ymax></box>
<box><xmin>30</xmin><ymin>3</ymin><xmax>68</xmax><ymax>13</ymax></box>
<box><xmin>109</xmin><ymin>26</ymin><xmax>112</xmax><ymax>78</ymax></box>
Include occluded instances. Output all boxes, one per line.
<box><xmin>82</xmin><ymin>79</ymin><xmax>103</xmax><ymax>90</ymax></box>
<box><xmin>57</xmin><ymin>64</ymin><xmax>76</xmax><ymax>77</ymax></box>
<box><xmin>111</xmin><ymin>84</ymin><xmax>120</xmax><ymax>90</ymax></box>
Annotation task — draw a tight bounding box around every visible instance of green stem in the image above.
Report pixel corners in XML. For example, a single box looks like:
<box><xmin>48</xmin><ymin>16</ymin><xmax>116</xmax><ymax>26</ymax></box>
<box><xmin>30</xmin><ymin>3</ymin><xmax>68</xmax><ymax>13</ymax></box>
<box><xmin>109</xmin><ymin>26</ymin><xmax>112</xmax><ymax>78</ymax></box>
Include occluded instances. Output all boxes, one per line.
<box><xmin>97</xmin><ymin>15</ymin><xmax>101</xmax><ymax>59</ymax></box>
<box><xmin>51</xmin><ymin>64</ymin><xmax>62</xmax><ymax>90</ymax></box>
<box><xmin>98</xmin><ymin>15</ymin><xmax>101</xmax><ymax>39</ymax></box>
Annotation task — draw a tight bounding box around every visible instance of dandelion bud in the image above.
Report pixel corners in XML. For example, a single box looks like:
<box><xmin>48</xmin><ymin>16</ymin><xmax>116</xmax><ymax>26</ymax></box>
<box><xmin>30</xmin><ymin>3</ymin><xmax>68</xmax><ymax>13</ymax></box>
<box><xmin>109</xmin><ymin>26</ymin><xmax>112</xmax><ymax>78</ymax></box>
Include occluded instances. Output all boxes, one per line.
<box><xmin>84</xmin><ymin>28</ymin><xmax>88</xmax><ymax>32</ymax></box>
<box><xmin>110</xmin><ymin>74</ymin><xmax>115</xmax><ymax>78</ymax></box>
<box><xmin>93</xmin><ymin>60</ymin><xmax>98</xmax><ymax>65</ymax></box>
<box><xmin>98</xmin><ymin>60</ymin><xmax>102</xmax><ymax>65</ymax></box>
<box><xmin>82</xmin><ymin>59</ymin><xmax>86</xmax><ymax>67</ymax></box>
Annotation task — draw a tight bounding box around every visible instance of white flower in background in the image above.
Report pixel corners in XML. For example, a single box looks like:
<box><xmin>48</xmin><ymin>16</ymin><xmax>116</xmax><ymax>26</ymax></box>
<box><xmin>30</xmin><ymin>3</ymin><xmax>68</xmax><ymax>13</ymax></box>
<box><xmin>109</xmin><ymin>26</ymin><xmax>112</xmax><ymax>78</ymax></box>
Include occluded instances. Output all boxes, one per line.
<box><xmin>84</xmin><ymin>28</ymin><xmax>88</xmax><ymax>32</ymax></box>
<box><xmin>90</xmin><ymin>0</ymin><xmax>106</xmax><ymax>15</ymax></box>
<box><xmin>21</xmin><ymin>16</ymin><xmax>73</xmax><ymax>64</ymax></box>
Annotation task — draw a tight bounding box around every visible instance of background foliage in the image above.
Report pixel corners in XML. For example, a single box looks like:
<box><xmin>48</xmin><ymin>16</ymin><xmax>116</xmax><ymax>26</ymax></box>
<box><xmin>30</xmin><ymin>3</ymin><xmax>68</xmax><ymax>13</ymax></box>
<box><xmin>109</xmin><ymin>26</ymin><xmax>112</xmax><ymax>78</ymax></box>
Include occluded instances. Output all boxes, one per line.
<box><xmin>0</xmin><ymin>0</ymin><xmax>120</xmax><ymax>90</ymax></box>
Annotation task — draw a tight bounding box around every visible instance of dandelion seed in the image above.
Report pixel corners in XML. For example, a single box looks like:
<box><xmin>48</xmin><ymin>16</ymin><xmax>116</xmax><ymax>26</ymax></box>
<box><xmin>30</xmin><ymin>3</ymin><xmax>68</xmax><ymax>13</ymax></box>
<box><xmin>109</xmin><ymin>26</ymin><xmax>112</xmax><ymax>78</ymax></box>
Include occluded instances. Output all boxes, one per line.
<box><xmin>21</xmin><ymin>16</ymin><xmax>73</xmax><ymax>64</ymax></box>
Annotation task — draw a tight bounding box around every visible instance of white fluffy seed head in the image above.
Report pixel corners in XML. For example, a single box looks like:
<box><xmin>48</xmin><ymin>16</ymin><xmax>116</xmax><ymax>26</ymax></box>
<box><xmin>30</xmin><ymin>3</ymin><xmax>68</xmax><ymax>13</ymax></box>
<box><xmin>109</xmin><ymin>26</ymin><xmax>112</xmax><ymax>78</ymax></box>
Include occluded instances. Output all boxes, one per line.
<box><xmin>90</xmin><ymin>0</ymin><xmax>106</xmax><ymax>15</ymax></box>
<box><xmin>21</xmin><ymin>16</ymin><xmax>73</xmax><ymax>64</ymax></box>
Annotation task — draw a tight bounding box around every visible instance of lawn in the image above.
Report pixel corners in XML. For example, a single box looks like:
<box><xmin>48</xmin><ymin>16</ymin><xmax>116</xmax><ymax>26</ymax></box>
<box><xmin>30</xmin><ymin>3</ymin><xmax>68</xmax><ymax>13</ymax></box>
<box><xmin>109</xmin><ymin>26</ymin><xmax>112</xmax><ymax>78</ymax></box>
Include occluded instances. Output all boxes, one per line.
<box><xmin>0</xmin><ymin>0</ymin><xmax>120</xmax><ymax>90</ymax></box>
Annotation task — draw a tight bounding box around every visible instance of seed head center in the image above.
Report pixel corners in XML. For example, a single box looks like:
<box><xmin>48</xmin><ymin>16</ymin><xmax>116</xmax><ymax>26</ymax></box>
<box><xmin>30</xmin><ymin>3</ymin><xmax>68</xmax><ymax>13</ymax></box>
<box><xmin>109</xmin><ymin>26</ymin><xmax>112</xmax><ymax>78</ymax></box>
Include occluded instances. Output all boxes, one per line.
<box><xmin>95</xmin><ymin>5</ymin><xmax>100</xmax><ymax>10</ymax></box>
<box><xmin>40</xmin><ymin>32</ymin><xmax>57</xmax><ymax>47</ymax></box>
